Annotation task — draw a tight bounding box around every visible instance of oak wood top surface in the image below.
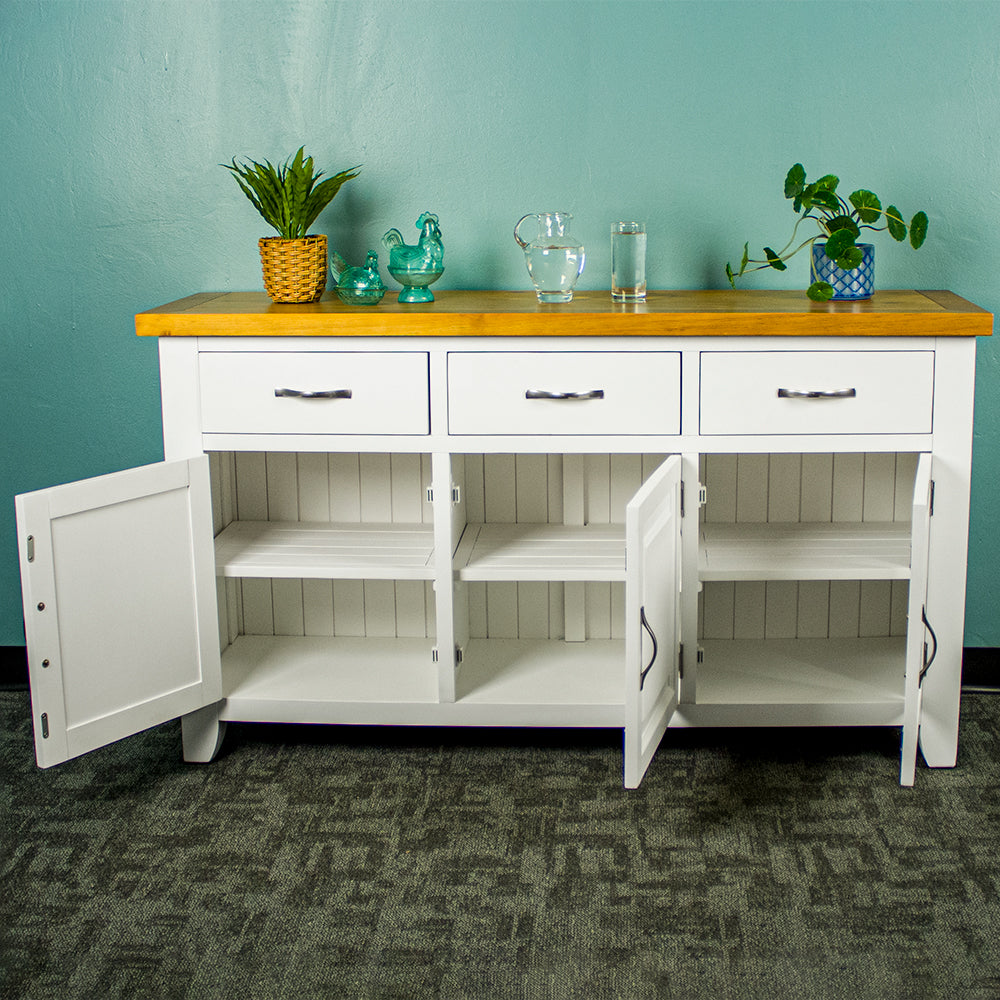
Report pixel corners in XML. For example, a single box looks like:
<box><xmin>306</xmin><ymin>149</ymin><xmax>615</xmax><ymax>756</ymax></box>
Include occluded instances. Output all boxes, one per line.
<box><xmin>136</xmin><ymin>289</ymin><xmax>992</xmax><ymax>338</ymax></box>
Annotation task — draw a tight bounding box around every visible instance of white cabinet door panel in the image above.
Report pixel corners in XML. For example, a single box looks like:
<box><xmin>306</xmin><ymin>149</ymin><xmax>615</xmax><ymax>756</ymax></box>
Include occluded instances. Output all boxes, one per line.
<box><xmin>624</xmin><ymin>456</ymin><xmax>682</xmax><ymax>787</ymax></box>
<box><xmin>15</xmin><ymin>456</ymin><xmax>221</xmax><ymax>767</ymax></box>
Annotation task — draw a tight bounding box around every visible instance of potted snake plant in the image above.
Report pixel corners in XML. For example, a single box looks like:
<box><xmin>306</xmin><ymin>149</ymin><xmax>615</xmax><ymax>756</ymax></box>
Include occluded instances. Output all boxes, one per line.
<box><xmin>223</xmin><ymin>147</ymin><xmax>360</xmax><ymax>303</ymax></box>
<box><xmin>726</xmin><ymin>163</ymin><xmax>928</xmax><ymax>301</ymax></box>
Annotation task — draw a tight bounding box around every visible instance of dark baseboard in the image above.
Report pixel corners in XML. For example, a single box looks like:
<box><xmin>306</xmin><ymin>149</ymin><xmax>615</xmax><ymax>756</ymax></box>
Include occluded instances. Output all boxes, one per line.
<box><xmin>1</xmin><ymin>646</ymin><xmax>29</xmax><ymax>691</ymax></box>
<box><xmin>1</xmin><ymin>645</ymin><xmax>998</xmax><ymax>694</ymax></box>
<box><xmin>961</xmin><ymin>647</ymin><xmax>1000</xmax><ymax>690</ymax></box>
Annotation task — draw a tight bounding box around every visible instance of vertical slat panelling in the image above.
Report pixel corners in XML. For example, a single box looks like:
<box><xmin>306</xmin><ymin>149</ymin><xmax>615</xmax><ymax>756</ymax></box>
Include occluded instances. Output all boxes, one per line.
<box><xmin>767</xmin><ymin>454</ymin><xmax>802</xmax><ymax>522</ymax></box>
<box><xmin>800</xmin><ymin>454</ymin><xmax>834</xmax><ymax>521</ymax></box>
<box><xmin>360</xmin><ymin>454</ymin><xmax>395</xmax><ymax>638</ymax></box>
<box><xmin>699</xmin><ymin>452</ymin><xmax>910</xmax><ymax>641</ymax></box>
<box><xmin>234</xmin><ymin>453</ymin><xmax>271</xmax><ymax>633</ymax></box>
<box><xmin>267</xmin><ymin>453</ymin><xmax>304</xmax><ymax>636</ymax></box>
<box><xmin>330</xmin><ymin>453</ymin><xmax>364</xmax><ymax>636</ymax></box>
<box><xmin>298</xmin><ymin>453</ymin><xmax>335</xmax><ymax>637</ymax></box>
<box><xmin>585</xmin><ymin>455</ymin><xmax>612</xmax><ymax>639</ymax></box>
<box><xmin>391</xmin><ymin>453</ymin><xmax>429</xmax><ymax>638</ymax></box>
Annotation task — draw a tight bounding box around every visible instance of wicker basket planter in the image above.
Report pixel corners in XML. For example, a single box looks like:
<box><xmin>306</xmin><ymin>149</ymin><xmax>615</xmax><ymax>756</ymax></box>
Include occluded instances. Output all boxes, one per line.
<box><xmin>258</xmin><ymin>234</ymin><xmax>328</xmax><ymax>303</ymax></box>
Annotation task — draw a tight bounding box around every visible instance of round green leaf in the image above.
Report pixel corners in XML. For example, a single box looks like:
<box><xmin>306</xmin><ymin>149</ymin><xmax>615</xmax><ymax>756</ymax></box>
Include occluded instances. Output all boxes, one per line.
<box><xmin>824</xmin><ymin>215</ymin><xmax>860</xmax><ymax>239</ymax></box>
<box><xmin>885</xmin><ymin>206</ymin><xmax>907</xmax><ymax>242</ymax></box>
<box><xmin>849</xmin><ymin>189</ymin><xmax>882</xmax><ymax>224</ymax></box>
<box><xmin>833</xmin><ymin>246</ymin><xmax>864</xmax><ymax>270</ymax></box>
<box><xmin>823</xmin><ymin>228</ymin><xmax>858</xmax><ymax>261</ymax></box>
<box><xmin>785</xmin><ymin>163</ymin><xmax>806</xmax><ymax>199</ymax></box>
<box><xmin>910</xmin><ymin>211</ymin><xmax>928</xmax><ymax>249</ymax></box>
<box><xmin>807</xmin><ymin>281</ymin><xmax>834</xmax><ymax>302</ymax></box>
<box><xmin>814</xmin><ymin>174</ymin><xmax>839</xmax><ymax>192</ymax></box>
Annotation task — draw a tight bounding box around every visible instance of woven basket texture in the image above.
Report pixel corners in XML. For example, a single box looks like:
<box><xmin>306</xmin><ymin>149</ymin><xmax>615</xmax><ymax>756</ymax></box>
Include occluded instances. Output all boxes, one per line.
<box><xmin>258</xmin><ymin>235</ymin><xmax>328</xmax><ymax>303</ymax></box>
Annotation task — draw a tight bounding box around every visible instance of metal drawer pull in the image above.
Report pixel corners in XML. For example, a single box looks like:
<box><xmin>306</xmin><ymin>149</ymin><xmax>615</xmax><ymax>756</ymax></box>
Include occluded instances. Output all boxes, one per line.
<box><xmin>525</xmin><ymin>389</ymin><xmax>605</xmax><ymax>400</ymax></box>
<box><xmin>638</xmin><ymin>606</ymin><xmax>658</xmax><ymax>691</ymax></box>
<box><xmin>777</xmin><ymin>387</ymin><xmax>856</xmax><ymax>399</ymax></box>
<box><xmin>274</xmin><ymin>387</ymin><xmax>353</xmax><ymax>399</ymax></box>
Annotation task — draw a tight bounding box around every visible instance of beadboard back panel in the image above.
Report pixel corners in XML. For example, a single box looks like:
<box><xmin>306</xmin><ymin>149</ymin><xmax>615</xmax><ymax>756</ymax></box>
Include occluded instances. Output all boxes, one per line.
<box><xmin>209</xmin><ymin>451</ymin><xmax>435</xmax><ymax>644</ymax></box>
<box><xmin>698</xmin><ymin>452</ymin><xmax>919</xmax><ymax>641</ymax></box>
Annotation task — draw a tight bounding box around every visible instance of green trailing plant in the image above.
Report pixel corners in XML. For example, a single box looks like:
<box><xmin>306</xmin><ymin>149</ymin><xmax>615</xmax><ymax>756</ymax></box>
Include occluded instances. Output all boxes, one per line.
<box><xmin>222</xmin><ymin>147</ymin><xmax>360</xmax><ymax>240</ymax></box>
<box><xmin>726</xmin><ymin>163</ymin><xmax>928</xmax><ymax>301</ymax></box>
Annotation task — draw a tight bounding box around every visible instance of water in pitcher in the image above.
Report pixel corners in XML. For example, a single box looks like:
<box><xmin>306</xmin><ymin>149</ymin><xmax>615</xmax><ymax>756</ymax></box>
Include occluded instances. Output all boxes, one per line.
<box><xmin>525</xmin><ymin>244</ymin><xmax>586</xmax><ymax>303</ymax></box>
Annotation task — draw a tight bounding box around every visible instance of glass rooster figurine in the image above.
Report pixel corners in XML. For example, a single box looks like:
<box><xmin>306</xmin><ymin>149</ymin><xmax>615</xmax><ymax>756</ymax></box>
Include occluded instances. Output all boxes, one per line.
<box><xmin>382</xmin><ymin>212</ymin><xmax>444</xmax><ymax>302</ymax></box>
<box><xmin>330</xmin><ymin>249</ymin><xmax>387</xmax><ymax>306</ymax></box>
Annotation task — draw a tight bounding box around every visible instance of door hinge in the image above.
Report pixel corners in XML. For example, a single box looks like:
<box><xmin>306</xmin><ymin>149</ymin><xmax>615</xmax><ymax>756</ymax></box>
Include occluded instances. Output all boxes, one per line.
<box><xmin>929</xmin><ymin>479</ymin><xmax>935</xmax><ymax>516</ymax></box>
<box><xmin>698</xmin><ymin>484</ymin><xmax>708</xmax><ymax>508</ymax></box>
<box><xmin>26</xmin><ymin>535</ymin><xmax>34</xmax><ymax>562</ymax></box>
<box><xmin>426</xmin><ymin>486</ymin><xmax>461</xmax><ymax>503</ymax></box>
<box><xmin>431</xmin><ymin>647</ymin><xmax>439</xmax><ymax>663</ymax></box>
<box><xmin>678</xmin><ymin>642</ymin><xmax>684</xmax><ymax>678</ymax></box>
<box><xmin>40</xmin><ymin>713</ymin><xmax>49</xmax><ymax>739</ymax></box>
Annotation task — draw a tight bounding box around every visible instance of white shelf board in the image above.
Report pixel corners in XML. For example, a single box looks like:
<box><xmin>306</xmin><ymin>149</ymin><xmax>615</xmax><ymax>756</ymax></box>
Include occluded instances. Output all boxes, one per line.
<box><xmin>454</xmin><ymin>638</ymin><xmax>625</xmax><ymax>725</ymax></box>
<box><xmin>699</xmin><ymin>521</ymin><xmax>912</xmax><ymax>581</ymax></box>
<box><xmin>220</xmin><ymin>635</ymin><xmax>439</xmax><ymax>722</ymax></box>
<box><xmin>214</xmin><ymin>521</ymin><xmax>436</xmax><ymax>580</ymax></box>
<box><xmin>218</xmin><ymin>634</ymin><xmax>625</xmax><ymax>728</ymax></box>
<box><xmin>455</xmin><ymin>523</ymin><xmax>626</xmax><ymax>582</ymax></box>
<box><xmin>696</xmin><ymin>637</ymin><xmax>906</xmax><ymax>708</ymax></box>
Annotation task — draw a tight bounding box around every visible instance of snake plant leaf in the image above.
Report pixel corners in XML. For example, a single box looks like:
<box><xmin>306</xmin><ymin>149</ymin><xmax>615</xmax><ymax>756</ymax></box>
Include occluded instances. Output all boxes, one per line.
<box><xmin>223</xmin><ymin>150</ymin><xmax>360</xmax><ymax>239</ymax></box>
<box><xmin>885</xmin><ymin>206</ymin><xmax>907</xmax><ymax>242</ymax></box>
<box><xmin>764</xmin><ymin>247</ymin><xmax>787</xmax><ymax>271</ymax></box>
<box><xmin>785</xmin><ymin>163</ymin><xmax>807</xmax><ymax>200</ymax></box>
<box><xmin>909</xmin><ymin>211</ymin><xmax>928</xmax><ymax>249</ymax></box>
<box><xmin>807</xmin><ymin>281</ymin><xmax>834</xmax><ymax>302</ymax></box>
<box><xmin>849</xmin><ymin>189</ymin><xmax>882</xmax><ymax>224</ymax></box>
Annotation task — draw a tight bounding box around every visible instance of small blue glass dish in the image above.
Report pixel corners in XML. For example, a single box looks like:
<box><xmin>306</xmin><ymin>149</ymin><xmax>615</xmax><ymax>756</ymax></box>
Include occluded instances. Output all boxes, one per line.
<box><xmin>331</xmin><ymin>249</ymin><xmax>387</xmax><ymax>306</ymax></box>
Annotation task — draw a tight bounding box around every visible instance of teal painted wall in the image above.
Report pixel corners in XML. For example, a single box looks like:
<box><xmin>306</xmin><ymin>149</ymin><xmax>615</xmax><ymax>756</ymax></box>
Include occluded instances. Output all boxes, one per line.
<box><xmin>2</xmin><ymin>0</ymin><xmax>999</xmax><ymax>645</ymax></box>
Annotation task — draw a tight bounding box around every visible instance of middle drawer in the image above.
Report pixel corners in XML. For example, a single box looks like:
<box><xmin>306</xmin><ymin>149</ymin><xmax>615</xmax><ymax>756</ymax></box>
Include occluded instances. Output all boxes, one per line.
<box><xmin>199</xmin><ymin>352</ymin><xmax>430</xmax><ymax>435</ymax></box>
<box><xmin>447</xmin><ymin>352</ymin><xmax>681</xmax><ymax>435</ymax></box>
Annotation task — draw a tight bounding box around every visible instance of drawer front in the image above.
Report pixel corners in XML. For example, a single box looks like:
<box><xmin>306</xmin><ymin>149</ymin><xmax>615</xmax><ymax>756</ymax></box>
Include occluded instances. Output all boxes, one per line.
<box><xmin>199</xmin><ymin>352</ymin><xmax>429</xmax><ymax>434</ymax></box>
<box><xmin>447</xmin><ymin>352</ymin><xmax>681</xmax><ymax>435</ymax></box>
<box><xmin>699</xmin><ymin>351</ymin><xmax>934</xmax><ymax>435</ymax></box>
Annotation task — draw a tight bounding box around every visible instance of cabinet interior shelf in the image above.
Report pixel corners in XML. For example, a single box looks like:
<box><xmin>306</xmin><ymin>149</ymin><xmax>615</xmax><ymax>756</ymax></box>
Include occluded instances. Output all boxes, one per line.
<box><xmin>214</xmin><ymin>521</ymin><xmax>436</xmax><ymax>580</ymax></box>
<box><xmin>454</xmin><ymin>523</ymin><xmax>626</xmax><ymax>581</ymax></box>
<box><xmin>699</xmin><ymin>521</ymin><xmax>912</xmax><ymax>581</ymax></box>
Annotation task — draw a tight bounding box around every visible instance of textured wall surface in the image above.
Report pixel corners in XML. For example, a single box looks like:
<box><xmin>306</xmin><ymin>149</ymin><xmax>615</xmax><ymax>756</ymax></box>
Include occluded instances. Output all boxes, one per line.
<box><xmin>2</xmin><ymin>0</ymin><xmax>999</xmax><ymax>644</ymax></box>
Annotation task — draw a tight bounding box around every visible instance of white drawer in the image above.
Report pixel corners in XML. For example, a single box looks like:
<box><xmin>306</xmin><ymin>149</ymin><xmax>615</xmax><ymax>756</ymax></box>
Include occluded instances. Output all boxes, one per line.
<box><xmin>199</xmin><ymin>352</ymin><xmax>429</xmax><ymax>435</ymax></box>
<box><xmin>447</xmin><ymin>352</ymin><xmax>681</xmax><ymax>435</ymax></box>
<box><xmin>699</xmin><ymin>351</ymin><xmax>934</xmax><ymax>435</ymax></box>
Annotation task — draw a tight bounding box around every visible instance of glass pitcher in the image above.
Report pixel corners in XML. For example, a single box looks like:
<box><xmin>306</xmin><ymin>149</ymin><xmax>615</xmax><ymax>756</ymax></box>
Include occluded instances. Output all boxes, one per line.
<box><xmin>514</xmin><ymin>212</ymin><xmax>585</xmax><ymax>303</ymax></box>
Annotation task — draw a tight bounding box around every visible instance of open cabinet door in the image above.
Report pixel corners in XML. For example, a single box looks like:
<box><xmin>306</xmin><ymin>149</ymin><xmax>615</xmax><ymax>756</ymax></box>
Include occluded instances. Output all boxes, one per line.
<box><xmin>899</xmin><ymin>453</ymin><xmax>933</xmax><ymax>786</ymax></box>
<box><xmin>624</xmin><ymin>456</ymin><xmax>682</xmax><ymax>788</ymax></box>
<box><xmin>15</xmin><ymin>456</ymin><xmax>221</xmax><ymax>767</ymax></box>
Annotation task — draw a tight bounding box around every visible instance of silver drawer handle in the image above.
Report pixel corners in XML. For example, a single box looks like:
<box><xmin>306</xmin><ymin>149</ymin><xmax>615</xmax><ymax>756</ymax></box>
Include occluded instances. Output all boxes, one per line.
<box><xmin>777</xmin><ymin>387</ymin><xmax>856</xmax><ymax>399</ymax></box>
<box><xmin>274</xmin><ymin>387</ymin><xmax>353</xmax><ymax>399</ymax></box>
<box><xmin>525</xmin><ymin>389</ymin><xmax>605</xmax><ymax>400</ymax></box>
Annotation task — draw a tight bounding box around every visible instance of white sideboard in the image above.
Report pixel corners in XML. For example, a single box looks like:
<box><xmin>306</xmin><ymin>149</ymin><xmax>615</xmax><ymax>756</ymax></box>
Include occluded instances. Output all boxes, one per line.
<box><xmin>15</xmin><ymin>290</ymin><xmax>991</xmax><ymax>787</ymax></box>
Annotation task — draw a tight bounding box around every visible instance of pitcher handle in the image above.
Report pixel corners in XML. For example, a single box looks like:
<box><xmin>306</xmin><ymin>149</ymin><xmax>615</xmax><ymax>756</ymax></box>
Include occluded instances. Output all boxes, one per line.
<box><xmin>514</xmin><ymin>214</ymin><xmax>535</xmax><ymax>249</ymax></box>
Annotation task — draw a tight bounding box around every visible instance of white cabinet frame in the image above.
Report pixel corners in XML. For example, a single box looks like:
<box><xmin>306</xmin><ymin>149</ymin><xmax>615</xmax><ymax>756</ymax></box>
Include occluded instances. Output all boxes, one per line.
<box><xmin>15</xmin><ymin>327</ymin><xmax>979</xmax><ymax>787</ymax></box>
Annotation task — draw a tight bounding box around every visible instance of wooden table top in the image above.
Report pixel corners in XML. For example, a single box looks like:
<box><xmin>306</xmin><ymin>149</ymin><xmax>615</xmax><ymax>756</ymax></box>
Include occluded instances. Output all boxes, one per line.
<box><xmin>136</xmin><ymin>289</ymin><xmax>992</xmax><ymax>338</ymax></box>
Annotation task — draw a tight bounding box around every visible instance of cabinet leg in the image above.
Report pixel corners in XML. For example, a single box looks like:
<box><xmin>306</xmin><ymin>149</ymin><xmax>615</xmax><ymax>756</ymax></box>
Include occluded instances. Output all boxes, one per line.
<box><xmin>181</xmin><ymin>703</ymin><xmax>227</xmax><ymax>762</ymax></box>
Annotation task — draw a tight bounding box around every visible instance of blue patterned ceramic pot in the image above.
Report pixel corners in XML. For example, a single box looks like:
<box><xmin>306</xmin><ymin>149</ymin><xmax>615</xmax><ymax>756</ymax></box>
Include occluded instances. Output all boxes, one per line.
<box><xmin>811</xmin><ymin>242</ymin><xmax>875</xmax><ymax>300</ymax></box>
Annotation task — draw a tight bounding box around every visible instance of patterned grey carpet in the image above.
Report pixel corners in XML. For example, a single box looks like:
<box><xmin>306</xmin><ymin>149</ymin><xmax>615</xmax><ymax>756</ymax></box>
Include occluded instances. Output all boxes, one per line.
<box><xmin>3</xmin><ymin>689</ymin><xmax>1000</xmax><ymax>1000</ymax></box>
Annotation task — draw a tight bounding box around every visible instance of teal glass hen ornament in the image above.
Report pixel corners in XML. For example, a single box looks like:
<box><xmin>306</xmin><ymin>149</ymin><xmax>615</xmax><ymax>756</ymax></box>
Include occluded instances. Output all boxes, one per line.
<box><xmin>382</xmin><ymin>212</ymin><xmax>444</xmax><ymax>302</ymax></box>
<box><xmin>330</xmin><ymin>249</ymin><xmax>387</xmax><ymax>305</ymax></box>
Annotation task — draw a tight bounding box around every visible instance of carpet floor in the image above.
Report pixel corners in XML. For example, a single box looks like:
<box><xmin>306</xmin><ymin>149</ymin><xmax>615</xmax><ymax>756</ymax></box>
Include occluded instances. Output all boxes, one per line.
<box><xmin>3</xmin><ymin>689</ymin><xmax>1000</xmax><ymax>999</ymax></box>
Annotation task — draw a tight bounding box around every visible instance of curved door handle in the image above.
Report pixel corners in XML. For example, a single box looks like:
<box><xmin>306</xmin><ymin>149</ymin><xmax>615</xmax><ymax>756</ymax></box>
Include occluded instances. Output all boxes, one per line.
<box><xmin>777</xmin><ymin>387</ymin><xmax>856</xmax><ymax>399</ymax></box>
<box><xmin>274</xmin><ymin>388</ymin><xmax>353</xmax><ymax>399</ymax></box>
<box><xmin>638</xmin><ymin>606</ymin><xmax>658</xmax><ymax>691</ymax></box>
<box><xmin>525</xmin><ymin>389</ymin><xmax>605</xmax><ymax>400</ymax></box>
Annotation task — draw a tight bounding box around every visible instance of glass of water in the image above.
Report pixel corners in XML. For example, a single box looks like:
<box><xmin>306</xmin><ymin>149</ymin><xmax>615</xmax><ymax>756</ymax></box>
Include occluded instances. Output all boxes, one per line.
<box><xmin>611</xmin><ymin>221</ymin><xmax>647</xmax><ymax>301</ymax></box>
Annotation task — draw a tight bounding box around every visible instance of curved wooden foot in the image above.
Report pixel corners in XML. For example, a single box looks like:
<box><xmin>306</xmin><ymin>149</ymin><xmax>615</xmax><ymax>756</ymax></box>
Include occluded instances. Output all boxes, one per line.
<box><xmin>181</xmin><ymin>703</ymin><xmax>227</xmax><ymax>762</ymax></box>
